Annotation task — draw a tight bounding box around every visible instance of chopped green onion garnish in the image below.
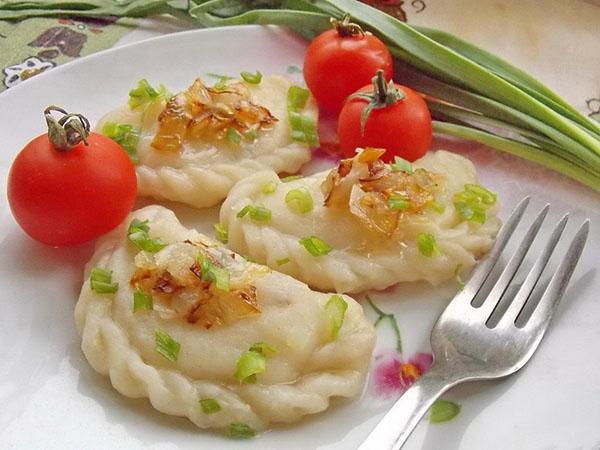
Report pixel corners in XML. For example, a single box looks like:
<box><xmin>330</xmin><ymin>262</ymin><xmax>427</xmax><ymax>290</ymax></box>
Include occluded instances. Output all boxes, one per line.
<box><xmin>287</xmin><ymin>86</ymin><xmax>319</xmax><ymax>147</ymax></box>
<box><xmin>285</xmin><ymin>188</ymin><xmax>313</xmax><ymax>214</ymax></box>
<box><xmin>431</xmin><ymin>201</ymin><xmax>446</xmax><ymax>214</ymax></box>
<box><xmin>430</xmin><ymin>400</ymin><xmax>461</xmax><ymax>423</ymax></box>
<box><xmin>244</xmin><ymin>129</ymin><xmax>257</xmax><ymax>142</ymax></box>
<box><xmin>155</xmin><ymin>329</ymin><xmax>180</xmax><ymax>363</ymax></box>
<box><xmin>101</xmin><ymin>122</ymin><xmax>140</xmax><ymax>164</ymax></box>
<box><xmin>280</xmin><ymin>175</ymin><xmax>302</xmax><ymax>183</ymax></box>
<box><xmin>236</xmin><ymin>205</ymin><xmax>272</xmax><ymax>222</ymax></box>
<box><xmin>214</xmin><ymin>223</ymin><xmax>228</xmax><ymax>244</ymax></box>
<box><xmin>388</xmin><ymin>193</ymin><xmax>410</xmax><ymax>211</ymax></box>
<box><xmin>133</xmin><ymin>289</ymin><xmax>153</xmax><ymax>312</ymax></box>
<box><xmin>276</xmin><ymin>257</ymin><xmax>290</xmax><ymax>266</ymax></box>
<box><xmin>90</xmin><ymin>267</ymin><xmax>119</xmax><ymax>294</ymax></box>
<box><xmin>235</xmin><ymin>349</ymin><xmax>266</xmax><ymax>383</ymax></box>
<box><xmin>227</xmin><ymin>423</ymin><xmax>255</xmax><ymax>439</ymax></box>
<box><xmin>127</xmin><ymin>219</ymin><xmax>167</xmax><ymax>253</ymax></box>
<box><xmin>325</xmin><ymin>295</ymin><xmax>348</xmax><ymax>340</ymax></box>
<box><xmin>197</xmin><ymin>254</ymin><xmax>230</xmax><ymax>292</ymax></box>
<box><xmin>128</xmin><ymin>79</ymin><xmax>170</xmax><ymax>109</ymax></box>
<box><xmin>454</xmin><ymin>183</ymin><xmax>496</xmax><ymax>224</ymax></box>
<box><xmin>199</xmin><ymin>398</ymin><xmax>221</xmax><ymax>415</ymax></box>
<box><xmin>249</xmin><ymin>342</ymin><xmax>278</xmax><ymax>354</ymax></box>
<box><xmin>240</xmin><ymin>70</ymin><xmax>262</xmax><ymax>84</ymax></box>
<box><xmin>299</xmin><ymin>236</ymin><xmax>332</xmax><ymax>257</ymax></box>
<box><xmin>226</xmin><ymin>127</ymin><xmax>242</xmax><ymax>145</ymax></box>
<box><xmin>454</xmin><ymin>264</ymin><xmax>466</xmax><ymax>290</ymax></box>
<box><xmin>261</xmin><ymin>181</ymin><xmax>278</xmax><ymax>194</ymax></box>
<box><xmin>210</xmin><ymin>74</ymin><xmax>232</xmax><ymax>91</ymax></box>
<box><xmin>287</xmin><ymin>85</ymin><xmax>310</xmax><ymax>111</ymax></box>
<box><xmin>417</xmin><ymin>233</ymin><xmax>439</xmax><ymax>257</ymax></box>
<box><xmin>390</xmin><ymin>156</ymin><xmax>414</xmax><ymax>173</ymax></box>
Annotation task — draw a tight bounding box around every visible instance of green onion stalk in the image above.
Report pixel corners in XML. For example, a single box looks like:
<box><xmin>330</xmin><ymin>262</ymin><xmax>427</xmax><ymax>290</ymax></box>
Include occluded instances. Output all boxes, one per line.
<box><xmin>3</xmin><ymin>0</ymin><xmax>599</xmax><ymax>190</ymax></box>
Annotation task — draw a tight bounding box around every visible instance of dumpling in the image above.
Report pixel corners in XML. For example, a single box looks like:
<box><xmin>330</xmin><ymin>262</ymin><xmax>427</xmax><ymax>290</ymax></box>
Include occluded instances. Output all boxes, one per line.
<box><xmin>96</xmin><ymin>75</ymin><xmax>317</xmax><ymax>208</ymax></box>
<box><xmin>220</xmin><ymin>148</ymin><xmax>502</xmax><ymax>293</ymax></box>
<box><xmin>74</xmin><ymin>205</ymin><xmax>375</xmax><ymax>433</ymax></box>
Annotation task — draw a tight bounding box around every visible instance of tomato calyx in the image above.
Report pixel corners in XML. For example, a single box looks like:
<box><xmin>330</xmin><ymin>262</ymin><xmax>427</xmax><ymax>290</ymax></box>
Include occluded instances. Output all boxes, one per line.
<box><xmin>44</xmin><ymin>105</ymin><xmax>91</xmax><ymax>152</ymax></box>
<box><xmin>348</xmin><ymin>69</ymin><xmax>406</xmax><ymax>136</ymax></box>
<box><xmin>330</xmin><ymin>14</ymin><xmax>365</xmax><ymax>38</ymax></box>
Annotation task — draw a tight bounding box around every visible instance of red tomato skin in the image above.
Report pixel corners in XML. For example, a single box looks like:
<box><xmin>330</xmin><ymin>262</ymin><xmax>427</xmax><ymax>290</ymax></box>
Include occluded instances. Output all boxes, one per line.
<box><xmin>337</xmin><ymin>85</ymin><xmax>432</xmax><ymax>162</ymax></box>
<box><xmin>7</xmin><ymin>133</ymin><xmax>137</xmax><ymax>246</ymax></box>
<box><xmin>304</xmin><ymin>29</ymin><xmax>393</xmax><ymax>114</ymax></box>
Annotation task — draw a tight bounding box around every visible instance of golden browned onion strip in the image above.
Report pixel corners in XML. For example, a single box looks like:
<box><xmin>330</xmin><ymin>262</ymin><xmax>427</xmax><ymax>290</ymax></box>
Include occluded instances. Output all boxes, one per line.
<box><xmin>151</xmin><ymin>78</ymin><xmax>278</xmax><ymax>152</ymax></box>
<box><xmin>321</xmin><ymin>148</ymin><xmax>444</xmax><ymax>235</ymax></box>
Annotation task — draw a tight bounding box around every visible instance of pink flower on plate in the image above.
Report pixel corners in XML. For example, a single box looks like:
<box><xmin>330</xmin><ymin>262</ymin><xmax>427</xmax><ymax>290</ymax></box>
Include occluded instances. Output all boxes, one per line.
<box><xmin>373</xmin><ymin>352</ymin><xmax>433</xmax><ymax>397</ymax></box>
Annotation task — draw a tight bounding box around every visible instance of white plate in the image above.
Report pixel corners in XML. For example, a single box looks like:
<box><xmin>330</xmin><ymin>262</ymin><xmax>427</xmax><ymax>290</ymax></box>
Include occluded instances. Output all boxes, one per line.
<box><xmin>1</xmin><ymin>26</ymin><xmax>599</xmax><ymax>450</ymax></box>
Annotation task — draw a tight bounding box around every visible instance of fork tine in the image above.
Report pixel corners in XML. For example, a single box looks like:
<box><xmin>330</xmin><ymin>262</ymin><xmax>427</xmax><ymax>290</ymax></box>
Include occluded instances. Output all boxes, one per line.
<box><xmin>520</xmin><ymin>220</ymin><xmax>589</xmax><ymax>333</ymax></box>
<box><xmin>451</xmin><ymin>196</ymin><xmax>530</xmax><ymax>309</ymax></box>
<box><xmin>476</xmin><ymin>204</ymin><xmax>549</xmax><ymax>322</ymax></box>
<box><xmin>496</xmin><ymin>213</ymin><xmax>569</xmax><ymax>328</ymax></box>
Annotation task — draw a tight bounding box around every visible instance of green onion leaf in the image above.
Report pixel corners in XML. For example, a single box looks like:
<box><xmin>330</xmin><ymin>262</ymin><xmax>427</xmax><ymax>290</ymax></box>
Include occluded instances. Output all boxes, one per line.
<box><xmin>240</xmin><ymin>70</ymin><xmax>262</xmax><ymax>84</ymax></box>
<box><xmin>101</xmin><ymin>122</ymin><xmax>140</xmax><ymax>164</ymax></box>
<box><xmin>127</xmin><ymin>219</ymin><xmax>167</xmax><ymax>253</ymax></box>
<box><xmin>226</xmin><ymin>127</ymin><xmax>242</xmax><ymax>145</ymax></box>
<box><xmin>249</xmin><ymin>342</ymin><xmax>278</xmax><ymax>354</ymax></box>
<box><xmin>210</xmin><ymin>74</ymin><xmax>232</xmax><ymax>91</ymax></box>
<box><xmin>199</xmin><ymin>398</ymin><xmax>221</xmax><ymax>415</ymax></box>
<box><xmin>214</xmin><ymin>223</ymin><xmax>228</xmax><ymax>244</ymax></box>
<box><xmin>388</xmin><ymin>193</ymin><xmax>410</xmax><ymax>211</ymax></box>
<box><xmin>285</xmin><ymin>188</ymin><xmax>314</xmax><ymax>214</ymax></box>
<box><xmin>128</xmin><ymin>79</ymin><xmax>170</xmax><ymax>109</ymax></box>
<box><xmin>324</xmin><ymin>294</ymin><xmax>348</xmax><ymax>340</ymax></box>
<box><xmin>280</xmin><ymin>175</ymin><xmax>302</xmax><ymax>183</ymax></box>
<box><xmin>236</xmin><ymin>205</ymin><xmax>272</xmax><ymax>222</ymax></box>
<box><xmin>299</xmin><ymin>236</ymin><xmax>333</xmax><ymax>257</ymax></box>
<box><xmin>197</xmin><ymin>254</ymin><xmax>230</xmax><ymax>292</ymax></box>
<box><xmin>90</xmin><ymin>267</ymin><xmax>119</xmax><ymax>294</ymax></box>
<box><xmin>287</xmin><ymin>86</ymin><xmax>319</xmax><ymax>147</ymax></box>
<box><xmin>235</xmin><ymin>349</ymin><xmax>266</xmax><ymax>383</ymax></box>
<box><xmin>261</xmin><ymin>181</ymin><xmax>278</xmax><ymax>194</ymax></box>
<box><xmin>155</xmin><ymin>329</ymin><xmax>180</xmax><ymax>363</ymax></box>
<box><xmin>430</xmin><ymin>201</ymin><xmax>446</xmax><ymax>214</ymax></box>
<box><xmin>417</xmin><ymin>233</ymin><xmax>439</xmax><ymax>257</ymax></box>
<box><xmin>133</xmin><ymin>289</ymin><xmax>153</xmax><ymax>312</ymax></box>
<box><xmin>227</xmin><ymin>423</ymin><xmax>255</xmax><ymax>439</ymax></box>
<box><xmin>244</xmin><ymin>129</ymin><xmax>258</xmax><ymax>142</ymax></box>
<box><xmin>276</xmin><ymin>257</ymin><xmax>290</xmax><ymax>266</ymax></box>
<box><xmin>454</xmin><ymin>183</ymin><xmax>497</xmax><ymax>224</ymax></box>
<box><xmin>430</xmin><ymin>400</ymin><xmax>461</xmax><ymax>423</ymax></box>
<box><xmin>390</xmin><ymin>155</ymin><xmax>414</xmax><ymax>173</ymax></box>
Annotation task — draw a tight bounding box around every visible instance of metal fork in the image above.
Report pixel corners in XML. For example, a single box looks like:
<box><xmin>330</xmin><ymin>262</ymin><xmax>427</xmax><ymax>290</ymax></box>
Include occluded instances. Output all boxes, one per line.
<box><xmin>359</xmin><ymin>197</ymin><xmax>590</xmax><ymax>450</ymax></box>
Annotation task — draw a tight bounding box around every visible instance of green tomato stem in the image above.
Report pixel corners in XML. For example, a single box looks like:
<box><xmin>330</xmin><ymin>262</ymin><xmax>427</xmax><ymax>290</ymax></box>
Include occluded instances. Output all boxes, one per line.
<box><xmin>44</xmin><ymin>105</ymin><xmax>90</xmax><ymax>152</ymax></box>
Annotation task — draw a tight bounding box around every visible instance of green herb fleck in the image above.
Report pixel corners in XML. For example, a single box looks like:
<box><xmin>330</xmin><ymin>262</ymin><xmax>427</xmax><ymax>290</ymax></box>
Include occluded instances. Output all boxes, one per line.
<box><xmin>196</xmin><ymin>254</ymin><xmax>230</xmax><ymax>292</ymax></box>
<box><xmin>244</xmin><ymin>129</ymin><xmax>258</xmax><ymax>142</ymax></box>
<box><xmin>128</xmin><ymin>79</ymin><xmax>170</xmax><ymax>109</ymax></box>
<box><xmin>299</xmin><ymin>236</ymin><xmax>332</xmax><ymax>257</ymax></box>
<box><xmin>388</xmin><ymin>193</ymin><xmax>410</xmax><ymax>211</ymax></box>
<box><xmin>417</xmin><ymin>233</ymin><xmax>439</xmax><ymax>257</ymax></box>
<box><xmin>285</xmin><ymin>188</ymin><xmax>313</xmax><ymax>214</ymax></box>
<box><xmin>101</xmin><ymin>122</ymin><xmax>140</xmax><ymax>163</ymax></box>
<box><xmin>390</xmin><ymin>156</ymin><xmax>414</xmax><ymax>173</ymax></box>
<box><xmin>214</xmin><ymin>223</ymin><xmax>228</xmax><ymax>244</ymax></box>
<box><xmin>287</xmin><ymin>85</ymin><xmax>319</xmax><ymax>147</ymax></box>
<box><xmin>430</xmin><ymin>201</ymin><xmax>446</xmax><ymax>214</ymax></box>
<box><xmin>276</xmin><ymin>257</ymin><xmax>290</xmax><ymax>266</ymax></box>
<box><xmin>227</xmin><ymin>423</ymin><xmax>255</xmax><ymax>439</ymax></box>
<box><xmin>127</xmin><ymin>219</ymin><xmax>167</xmax><ymax>253</ymax></box>
<box><xmin>226</xmin><ymin>127</ymin><xmax>242</xmax><ymax>145</ymax></box>
<box><xmin>261</xmin><ymin>181</ymin><xmax>278</xmax><ymax>194</ymax></box>
<box><xmin>133</xmin><ymin>289</ymin><xmax>153</xmax><ymax>312</ymax></box>
<box><xmin>430</xmin><ymin>400</ymin><xmax>461</xmax><ymax>423</ymax></box>
<box><xmin>325</xmin><ymin>295</ymin><xmax>348</xmax><ymax>340</ymax></box>
<box><xmin>454</xmin><ymin>184</ymin><xmax>497</xmax><ymax>224</ymax></box>
<box><xmin>90</xmin><ymin>267</ymin><xmax>119</xmax><ymax>294</ymax></box>
<box><xmin>236</xmin><ymin>205</ymin><xmax>272</xmax><ymax>222</ymax></box>
<box><xmin>240</xmin><ymin>70</ymin><xmax>262</xmax><ymax>84</ymax></box>
<box><xmin>280</xmin><ymin>175</ymin><xmax>302</xmax><ymax>183</ymax></box>
<box><xmin>235</xmin><ymin>350</ymin><xmax>265</xmax><ymax>383</ymax></box>
<box><xmin>199</xmin><ymin>398</ymin><xmax>221</xmax><ymax>415</ymax></box>
<box><xmin>155</xmin><ymin>329</ymin><xmax>180</xmax><ymax>363</ymax></box>
<box><xmin>287</xmin><ymin>85</ymin><xmax>310</xmax><ymax>111</ymax></box>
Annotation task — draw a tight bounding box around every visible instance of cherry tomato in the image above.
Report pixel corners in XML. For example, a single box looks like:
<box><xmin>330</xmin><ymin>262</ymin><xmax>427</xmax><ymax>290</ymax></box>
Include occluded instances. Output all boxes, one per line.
<box><xmin>338</xmin><ymin>74</ymin><xmax>432</xmax><ymax>162</ymax></box>
<box><xmin>303</xmin><ymin>17</ymin><xmax>393</xmax><ymax>114</ymax></box>
<box><xmin>7</xmin><ymin>107</ymin><xmax>137</xmax><ymax>246</ymax></box>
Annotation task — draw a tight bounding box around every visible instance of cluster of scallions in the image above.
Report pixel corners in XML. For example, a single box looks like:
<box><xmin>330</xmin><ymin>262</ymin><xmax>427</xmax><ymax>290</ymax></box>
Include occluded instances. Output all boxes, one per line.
<box><xmin>3</xmin><ymin>0</ymin><xmax>598</xmax><ymax>191</ymax></box>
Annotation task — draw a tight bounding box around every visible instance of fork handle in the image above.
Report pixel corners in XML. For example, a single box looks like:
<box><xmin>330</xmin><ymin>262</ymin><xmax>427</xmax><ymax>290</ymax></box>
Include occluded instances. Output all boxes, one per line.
<box><xmin>359</xmin><ymin>365</ymin><xmax>458</xmax><ymax>450</ymax></box>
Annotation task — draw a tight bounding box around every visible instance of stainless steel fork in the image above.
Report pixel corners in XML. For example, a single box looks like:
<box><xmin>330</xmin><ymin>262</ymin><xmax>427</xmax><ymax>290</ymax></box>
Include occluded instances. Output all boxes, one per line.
<box><xmin>359</xmin><ymin>197</ymin><xmax>590</xmax><ymax>450</ymax></box>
